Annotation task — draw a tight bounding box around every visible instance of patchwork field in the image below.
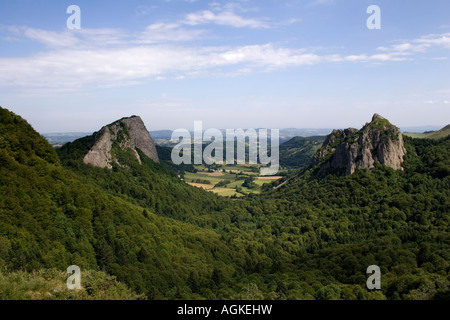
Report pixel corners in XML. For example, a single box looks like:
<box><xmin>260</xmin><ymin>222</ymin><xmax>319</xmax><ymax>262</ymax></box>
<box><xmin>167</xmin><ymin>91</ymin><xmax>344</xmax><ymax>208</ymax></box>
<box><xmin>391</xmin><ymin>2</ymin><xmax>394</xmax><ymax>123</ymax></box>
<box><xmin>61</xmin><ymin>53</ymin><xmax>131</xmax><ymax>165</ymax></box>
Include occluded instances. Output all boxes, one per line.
<box><xmin>184</xmin><ymin>165</ymin><xmax>283</xmax><ymax>197</ymax></box>
<box><xmin>187</xmin><ymin>182</ymin><xmax>215</xmax><ymax>190</ymax></box>
<box><xmin>403</xmin><ymin>132</ymin><xmax>427</xmax><ymax>138</ymax></box>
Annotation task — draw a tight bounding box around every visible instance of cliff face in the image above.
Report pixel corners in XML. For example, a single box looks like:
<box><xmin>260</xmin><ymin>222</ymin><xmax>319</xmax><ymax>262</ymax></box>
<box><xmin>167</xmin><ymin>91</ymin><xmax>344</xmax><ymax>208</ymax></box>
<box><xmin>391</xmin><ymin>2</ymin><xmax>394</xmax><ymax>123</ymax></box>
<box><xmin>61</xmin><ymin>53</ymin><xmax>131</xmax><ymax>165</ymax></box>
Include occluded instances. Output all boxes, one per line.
<box><xmin>83</xmin><ymin>116</ymin><xmax>159</xmax><ymax>169</ymax></box>
<box><xmin>312</xmin><ymin>114</ymin><xmax>407</xmax><ymax>175</ymax></box>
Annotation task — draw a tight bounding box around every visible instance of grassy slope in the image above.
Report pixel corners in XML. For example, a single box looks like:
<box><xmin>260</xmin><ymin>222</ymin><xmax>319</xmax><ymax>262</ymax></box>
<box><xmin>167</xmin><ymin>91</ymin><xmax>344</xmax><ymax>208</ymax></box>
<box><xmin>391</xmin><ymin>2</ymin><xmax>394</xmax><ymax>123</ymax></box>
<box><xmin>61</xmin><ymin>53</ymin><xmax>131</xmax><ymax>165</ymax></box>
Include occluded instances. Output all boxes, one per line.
<box><xmin>403</xmin><ymin>132</ymin><xmax>427</xmax><ymax>139</ymax></box>
<box><xmin>424</xmin><ymin>125</ymin><xmax>450</xmax><ymax>140</ymax></box>
<box><xmin>404</xmin><ymin>124</ymin><xmax>450</xmax><ymax>140</ymax></box>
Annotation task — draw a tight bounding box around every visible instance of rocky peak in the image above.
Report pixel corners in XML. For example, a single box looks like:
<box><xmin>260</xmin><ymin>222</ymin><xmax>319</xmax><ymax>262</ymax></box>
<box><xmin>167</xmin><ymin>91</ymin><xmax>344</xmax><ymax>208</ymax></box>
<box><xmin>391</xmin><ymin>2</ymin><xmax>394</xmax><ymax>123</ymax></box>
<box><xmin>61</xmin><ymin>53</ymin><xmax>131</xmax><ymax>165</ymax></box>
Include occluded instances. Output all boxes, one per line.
<box><xmin>372</xmin><ymin>113</ymin><xmax>385</xmax><ymax>121</ymax></box>
<box><xmin>312</xmin><ymin>114</ymin><xmax>407</xmax><ymax>175</ymax></box>
<box><xmin>83</xmin><ymin>116</ymin><xmax>159</xmax><ymax>169</ymax></box>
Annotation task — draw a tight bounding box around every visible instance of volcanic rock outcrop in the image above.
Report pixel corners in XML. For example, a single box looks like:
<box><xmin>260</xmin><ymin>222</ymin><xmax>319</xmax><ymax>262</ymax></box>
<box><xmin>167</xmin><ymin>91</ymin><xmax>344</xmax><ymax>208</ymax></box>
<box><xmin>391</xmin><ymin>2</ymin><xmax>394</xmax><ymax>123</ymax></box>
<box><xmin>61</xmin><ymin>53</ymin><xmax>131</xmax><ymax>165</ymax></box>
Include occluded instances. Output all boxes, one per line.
<box><xmin>83</xmin><ymin>116</ymin><xmax>159</xmax><ymax>169</ymax></box>
<box><xmin>312</xmin><ymin>114</ymin><xmax>407</xmax><ymax>175</ymax></box>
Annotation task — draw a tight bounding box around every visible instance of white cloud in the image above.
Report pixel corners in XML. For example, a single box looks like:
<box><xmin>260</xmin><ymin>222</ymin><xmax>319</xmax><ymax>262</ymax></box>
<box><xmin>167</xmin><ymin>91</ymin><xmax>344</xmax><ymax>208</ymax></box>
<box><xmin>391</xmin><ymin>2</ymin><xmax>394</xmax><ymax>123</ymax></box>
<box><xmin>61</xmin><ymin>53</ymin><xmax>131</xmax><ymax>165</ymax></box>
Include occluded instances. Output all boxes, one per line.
<box><xmin>8</xmin><ymin>24</ymin><xmax>206</xmax><ymax>47</ymax></box>
<box><xmin>184</xmin><ymin>9</ymin><xmax>269</xmax><ymax>28</ymax></box>
<box><xmin>1</xmin><ymin>24</ymin><xmax>449</xmax><ymax>92</ymax></box>
<box><xmin>377</xmin><ymin>33</ymin><xmax>450</xmax><ymax>55</ymax></box>
<box><xmin>368</xmin><ymin>53</ymin><xmax>408</xmax><ymax>62</ymax></box>
<box><xmin>23</xmin><ymin>28</ymin><xmax>79</xmax><ymax>47</ymax></box>
<box><xmin>0</xmin><ymin>43</ymin><xmax>316</xmax><ymax>89</ymax></box>
<box><xmin>138</xmin><ymin>23</ymin><xmax>205</xmax><ymax>43</ymax></box>
<box><xmin>343</xmin><ymin>54</ymin><xmax>368</xmax><ymax>62</ymax></box>
<box><xmin>415</xmin><ymin>33</ymin><xmax>450</xmax><ymax>49</ymax></box>
<box><xmin>78</xmin><ymin>28</ymin><xmax>129</xmax><ymax>46</ymax></box>
<box><xmin>307</xmin><ymin>0</ymin><xmax>336</xmax><ymax>7</ymax></box>
<box><xmin>0</xmin><ymin>41</ymin><xmax>410</xmax><ymax>91</ymax></box>
<box><xmin>11</xmin><ymin>26</ymin><xmax>128</xmax><ymax>48</ymax></box>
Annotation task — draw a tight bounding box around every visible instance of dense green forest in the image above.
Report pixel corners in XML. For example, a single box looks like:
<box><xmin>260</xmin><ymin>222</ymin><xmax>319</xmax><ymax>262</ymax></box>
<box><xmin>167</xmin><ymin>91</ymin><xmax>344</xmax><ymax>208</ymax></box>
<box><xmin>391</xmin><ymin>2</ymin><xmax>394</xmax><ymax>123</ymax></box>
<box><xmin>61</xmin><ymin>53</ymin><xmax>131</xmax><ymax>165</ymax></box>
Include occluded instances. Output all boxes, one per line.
<box><xmin>279</xmin><ymin>136</ymin><xmax>325</xmax><ymax>169</ymax></box>
<box><xmin>0</xmin><ymin>106</ymin><xmax>449</xmax><ymax>300</ymax></box>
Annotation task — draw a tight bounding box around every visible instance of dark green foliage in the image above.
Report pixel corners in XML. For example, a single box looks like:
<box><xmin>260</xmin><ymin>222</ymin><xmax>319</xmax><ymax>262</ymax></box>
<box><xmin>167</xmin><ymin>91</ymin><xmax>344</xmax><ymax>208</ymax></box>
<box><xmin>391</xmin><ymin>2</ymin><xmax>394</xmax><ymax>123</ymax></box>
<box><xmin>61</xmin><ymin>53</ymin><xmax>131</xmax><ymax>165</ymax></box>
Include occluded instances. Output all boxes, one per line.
<box><xmin>0</xmin><ymin>107</ymin><xmax>240</xmax><ymax>299</ymax></box>
<box><xmin>242</xmin><ymin>176</ymin><xmax>256</xmax><ymax>189</ymax></box>
<box><xmin>279</xmin><ymin>136</ymin><xmax>325</xmax><ymax>168</ymax></box>
<box><xmin>215</xmin><ymin>179</ymin><xmax>231</xmax><ymax>188</ymax></box>
<box><xmin>1</xmin><ymin>106</ymin><xmax>449</xmax><ymax>300</ymax></box>
<box><xmin>58</xmin><ymin>136</ymin><xmax>228</xmax><ymax>227</ymax></box>
<box><xmin>0</xmin><ymin>108</ymin><xmax>59</xmax><ymax>166</ymax></box>
<box><xmin>56</xmin><ymin>133</ymin><xmax>96</xmax><ymax>169</ymax></box>
<box><xmin>193</xmin><ymin>179</ymin><xmax>211</xmax><ymax>184</ymax></box>
<box><xmin>155</xmin><ymin>145</ymin><xmax>196</xmax><ymax>174</ymax></box>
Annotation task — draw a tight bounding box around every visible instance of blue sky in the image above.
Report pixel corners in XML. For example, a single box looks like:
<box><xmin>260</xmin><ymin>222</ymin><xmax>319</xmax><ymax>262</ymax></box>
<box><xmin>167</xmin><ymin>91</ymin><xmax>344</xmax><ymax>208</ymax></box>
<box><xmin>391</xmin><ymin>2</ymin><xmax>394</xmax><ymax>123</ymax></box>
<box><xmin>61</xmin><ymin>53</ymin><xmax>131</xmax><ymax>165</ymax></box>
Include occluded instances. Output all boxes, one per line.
<box><xmin>0</xmin><ymin>0</ymin><xmax>449</xmax><ymax>132</ymax></box>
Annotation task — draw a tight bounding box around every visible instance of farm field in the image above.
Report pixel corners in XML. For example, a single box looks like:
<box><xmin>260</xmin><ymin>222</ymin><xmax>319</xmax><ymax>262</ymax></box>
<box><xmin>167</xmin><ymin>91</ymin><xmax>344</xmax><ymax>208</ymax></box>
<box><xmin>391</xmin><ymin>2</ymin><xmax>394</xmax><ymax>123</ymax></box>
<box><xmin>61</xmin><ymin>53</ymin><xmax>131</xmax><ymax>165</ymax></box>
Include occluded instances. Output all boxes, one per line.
<box><xmin>184</xmin><ymin>165</ymin><xmax>283</xmax><ymax>197</ymax></box>
<box><xmin>403</xmin><ymin>132</ymin><xmax>427</xmax><ymax>138</ymax></box>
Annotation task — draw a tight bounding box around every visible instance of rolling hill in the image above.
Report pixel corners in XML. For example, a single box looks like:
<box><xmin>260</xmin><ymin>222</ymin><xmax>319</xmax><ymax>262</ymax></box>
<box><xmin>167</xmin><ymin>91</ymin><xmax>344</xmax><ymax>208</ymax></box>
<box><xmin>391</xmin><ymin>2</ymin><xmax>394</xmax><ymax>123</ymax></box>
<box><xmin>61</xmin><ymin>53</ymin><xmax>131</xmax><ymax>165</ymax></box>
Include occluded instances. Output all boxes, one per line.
<box><xmin>424</xmin><ymin>124</ymin><xmax>450</xmax><ymax>140</ymax></box>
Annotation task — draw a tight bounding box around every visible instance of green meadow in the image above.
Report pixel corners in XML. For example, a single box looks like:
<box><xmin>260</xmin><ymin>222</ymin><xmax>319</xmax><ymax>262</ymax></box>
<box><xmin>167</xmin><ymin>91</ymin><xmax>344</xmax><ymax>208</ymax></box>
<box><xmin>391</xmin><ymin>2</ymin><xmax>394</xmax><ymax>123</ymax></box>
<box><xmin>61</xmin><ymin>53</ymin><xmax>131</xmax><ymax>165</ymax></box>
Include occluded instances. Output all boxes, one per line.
<box><xmin>183</xmin><ymin>164</ymin><xmax>283</xmax><ymax>197</ymax></box>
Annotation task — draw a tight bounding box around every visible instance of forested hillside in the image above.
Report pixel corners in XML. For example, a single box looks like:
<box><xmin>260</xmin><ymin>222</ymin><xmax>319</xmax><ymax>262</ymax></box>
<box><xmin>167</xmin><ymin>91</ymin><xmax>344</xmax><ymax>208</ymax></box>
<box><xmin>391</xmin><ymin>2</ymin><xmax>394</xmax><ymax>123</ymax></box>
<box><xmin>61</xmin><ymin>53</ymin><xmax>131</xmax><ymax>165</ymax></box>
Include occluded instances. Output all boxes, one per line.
<box><xmin>279</xmin><ymin>136</ymin><xmax>325</xmax><ymax>169</ymax></box>
<box><xmin>1</xmin><ymin>106</ymin><xmax>449</xmax><ymax>300</ymax></box>
<box><xmin>0</xmin><ymin>107</ymin><xmax>243</xmax><ymax>299</ymax></box>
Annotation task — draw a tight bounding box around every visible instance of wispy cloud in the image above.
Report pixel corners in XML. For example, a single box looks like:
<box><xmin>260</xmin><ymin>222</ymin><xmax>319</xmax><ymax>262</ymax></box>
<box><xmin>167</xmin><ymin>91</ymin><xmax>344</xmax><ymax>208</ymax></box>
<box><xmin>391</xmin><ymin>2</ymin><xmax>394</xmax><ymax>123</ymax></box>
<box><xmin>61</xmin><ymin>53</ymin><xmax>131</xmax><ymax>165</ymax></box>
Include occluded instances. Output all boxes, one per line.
<box><xmin>415</xmin><ymin>33</ymin><xmax>450</xmax><ymax>49</ymax></box>
<box><xmin>183</xmin><ymin>9</ymin><xmax>270</xmax><ymax>28</ymax></box>
<box><xmin>136</xmin><ymin>5</ymin><xmax>157</xmax><ymax>16</ymax></box>
<box><xmin>307</xmin><ymin>0</ymin><xmax>336</xmax><ymax>7</ymax></box>
<box><xmin>0</xmin><ymin>41</ymin><xmax>421</xmax><ymax>91</ymax></box>
<box><xmin>0</xmin><ymin>43</ymin><xmax>324</xmax><ymax>89</ymax></box>
<box><xmin>137</xmin><ymin>23</ymin><xmax>206</xmax><ymax>43</ymax></box>
<box><xmin>378</xmin><ymin>33</ymin><xmax>450</xmax><ymax>54</ymax></box>
<box><xmin>1</xmin><ymin>16</ymin><xmax>449</xmax><ymax>92</ymax></box>
<box><xmin>23</xmin><ymin>28</ymin><xmax>79</xmax><ymax>47</ymax></box>
<box><xmin>181</xmin><ymin>2</ymin><xmax>271</xmax><ymax>29</ymax></box>
<box><xmin>5</xmin><ymin>26</ymin><xmax>128</xmax><ymax>48</ymax></box>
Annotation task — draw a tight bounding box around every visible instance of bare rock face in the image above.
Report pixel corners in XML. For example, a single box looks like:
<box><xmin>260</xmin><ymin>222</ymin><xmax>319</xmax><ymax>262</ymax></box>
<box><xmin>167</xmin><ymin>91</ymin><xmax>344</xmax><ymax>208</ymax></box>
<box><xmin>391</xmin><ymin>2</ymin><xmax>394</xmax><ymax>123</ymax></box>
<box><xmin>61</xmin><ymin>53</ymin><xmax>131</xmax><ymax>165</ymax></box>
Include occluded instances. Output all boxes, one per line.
<box><xmin>312</xmin><ymin>114</ymin><xmax>407</xmax><ymax>175</ymax></box>
<box><xmin>83</xmin><ymin>126</ymin><xmax>114</xmax><ymax>168</ymax></box>
<box><xmin>83</xmin><ymin>116</ymin><xmax>159</xmax><ymax>169</ymax></box>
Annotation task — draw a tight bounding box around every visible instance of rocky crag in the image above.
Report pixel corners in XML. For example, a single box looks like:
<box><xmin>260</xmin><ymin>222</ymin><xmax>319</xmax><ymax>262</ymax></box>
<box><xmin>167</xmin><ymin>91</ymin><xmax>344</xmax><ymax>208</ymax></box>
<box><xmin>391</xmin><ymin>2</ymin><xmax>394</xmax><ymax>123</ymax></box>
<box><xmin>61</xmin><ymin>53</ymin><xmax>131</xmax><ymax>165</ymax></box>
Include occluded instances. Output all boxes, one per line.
<box><xmin>312</xmin><ymin>113</ymin><xmax>407</xmax><ymax>175</ymax></box>
<box><xmin>83</xmin><ymin>116</ymin><xmax>159</xmax><ymax>169</ymax></box>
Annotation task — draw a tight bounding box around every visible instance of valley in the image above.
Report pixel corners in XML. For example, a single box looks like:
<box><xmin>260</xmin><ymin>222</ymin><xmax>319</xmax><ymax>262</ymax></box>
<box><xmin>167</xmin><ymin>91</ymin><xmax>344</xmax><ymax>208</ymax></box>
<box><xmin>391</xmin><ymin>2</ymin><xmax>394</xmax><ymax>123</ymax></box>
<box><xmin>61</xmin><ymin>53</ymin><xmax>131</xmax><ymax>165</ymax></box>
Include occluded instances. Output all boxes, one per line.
<box><xmin>1</xmin><ymin>0</ymin><xmax>449</xmax><ymax>305</ymax></box>
<box><xmin>1</xmin><ymin>106</ymin><xmax>449</xmax><ymax>300</ymax></box>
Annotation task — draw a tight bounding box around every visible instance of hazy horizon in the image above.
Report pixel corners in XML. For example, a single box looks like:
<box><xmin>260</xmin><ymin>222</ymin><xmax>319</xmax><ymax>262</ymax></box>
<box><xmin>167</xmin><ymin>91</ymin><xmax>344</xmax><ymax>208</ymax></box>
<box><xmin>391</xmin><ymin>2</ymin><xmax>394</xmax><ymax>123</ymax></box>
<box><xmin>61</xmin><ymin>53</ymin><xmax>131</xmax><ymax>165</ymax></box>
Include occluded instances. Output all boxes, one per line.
<box><xmin>39</xmin><ymin>123</ymin><xmax>445</xmax><ymax>135</ymax></box>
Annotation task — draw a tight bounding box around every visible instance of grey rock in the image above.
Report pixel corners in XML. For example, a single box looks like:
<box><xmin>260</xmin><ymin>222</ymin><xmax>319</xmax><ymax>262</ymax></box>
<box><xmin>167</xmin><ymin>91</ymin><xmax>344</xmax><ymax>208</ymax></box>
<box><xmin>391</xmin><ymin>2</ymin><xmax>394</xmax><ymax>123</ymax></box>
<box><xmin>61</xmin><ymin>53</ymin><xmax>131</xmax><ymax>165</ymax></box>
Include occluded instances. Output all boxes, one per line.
<box><xmin>83</xmin><ymin>116</ymin><xmax>159</xmax><ymax>169</ymax></box>
<box><xmin>312</xmin><ymin>114</ymin><xmax>406</xmax><ymax>175</ymax></box>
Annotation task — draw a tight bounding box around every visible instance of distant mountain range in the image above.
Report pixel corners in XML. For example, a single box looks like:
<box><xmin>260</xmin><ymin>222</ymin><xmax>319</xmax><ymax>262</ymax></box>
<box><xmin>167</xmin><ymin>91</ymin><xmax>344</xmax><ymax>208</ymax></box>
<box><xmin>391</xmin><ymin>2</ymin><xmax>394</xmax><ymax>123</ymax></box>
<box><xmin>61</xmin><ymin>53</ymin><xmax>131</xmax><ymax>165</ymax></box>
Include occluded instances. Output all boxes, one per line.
<box><xmin>43</xmin><ymin>126</ymin><xmax>445</xmax><ymax>146</ymax></box>
<box><xmin>43</xmin><ymin>128</ymin><xmax>333</xmax><ymax>145</ymax></box>
<box><xmin>42</xmin><ymin>132</ymin><xmax>93</xmax><ymax>145</ymax></box>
